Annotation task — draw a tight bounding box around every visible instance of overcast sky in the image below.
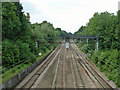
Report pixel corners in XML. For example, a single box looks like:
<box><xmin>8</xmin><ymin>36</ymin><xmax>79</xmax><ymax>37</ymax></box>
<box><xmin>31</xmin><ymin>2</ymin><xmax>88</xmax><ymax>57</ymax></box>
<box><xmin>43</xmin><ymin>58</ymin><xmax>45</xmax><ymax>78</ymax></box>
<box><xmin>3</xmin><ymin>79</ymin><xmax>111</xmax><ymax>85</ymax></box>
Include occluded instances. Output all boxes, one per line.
<box><xmin>20</xmin><ymin>0</ymin><xmax>119</xmax><ymax>33</ymax></box>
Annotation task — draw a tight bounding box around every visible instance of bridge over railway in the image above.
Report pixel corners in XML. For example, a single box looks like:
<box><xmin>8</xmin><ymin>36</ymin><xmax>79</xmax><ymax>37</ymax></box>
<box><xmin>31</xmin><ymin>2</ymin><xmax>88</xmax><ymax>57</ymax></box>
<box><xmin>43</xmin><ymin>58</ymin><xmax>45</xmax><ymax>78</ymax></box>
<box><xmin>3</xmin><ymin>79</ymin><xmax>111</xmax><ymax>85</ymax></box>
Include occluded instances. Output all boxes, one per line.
<box><xmin>1</xmin><ymin>39</ymin><xmax>116</xmax><ymax>89</ymax></box>
<box><xmin>37</xmin><ymin>34</ymin><xmax>99</xmax><ymax>51</ymax></box>
<box><xmin>38</xmin><ymin>34</ymin><xmax>99</xmax><ymax>39</ymax></box>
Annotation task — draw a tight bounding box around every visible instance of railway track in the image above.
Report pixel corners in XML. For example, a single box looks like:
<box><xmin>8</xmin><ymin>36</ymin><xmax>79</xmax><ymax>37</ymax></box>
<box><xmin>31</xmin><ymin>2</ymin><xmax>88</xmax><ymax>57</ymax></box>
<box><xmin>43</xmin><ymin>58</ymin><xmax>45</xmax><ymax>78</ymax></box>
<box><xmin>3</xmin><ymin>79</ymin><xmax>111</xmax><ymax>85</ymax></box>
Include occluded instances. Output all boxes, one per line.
<box><xmin>70</xmin><ymin>45</ymin><xmax>85</xmax><ymax>88</ymax></box>
<box><xmin>13</xmin><ymin>40</ymin><xmax>115</xmax><ymax>89</ymax></box>
<box><xmin>52</xmin><ymin>43</ymin><xmax>63</xmax><ymax>88</ymax></box>
<box><xmin>15</xmin><ymin>43</ymin><xmax>62</xmax><ymax>88</ymax></box>
<box><xmin>51</xmin><ymin>42</ymin><xmax>75</xmax><ymax>88</ymax></box>
<box><xmin>71</xmin><ymin>41</ymin><xmax>114</xmax><ymax>89</ymax></box>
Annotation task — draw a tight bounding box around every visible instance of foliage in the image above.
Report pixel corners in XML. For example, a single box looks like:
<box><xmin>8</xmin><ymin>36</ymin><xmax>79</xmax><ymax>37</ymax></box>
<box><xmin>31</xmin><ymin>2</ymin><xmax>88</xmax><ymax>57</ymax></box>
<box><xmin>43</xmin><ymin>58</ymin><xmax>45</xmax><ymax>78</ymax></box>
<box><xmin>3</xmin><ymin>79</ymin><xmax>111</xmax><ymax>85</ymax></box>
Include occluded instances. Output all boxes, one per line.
<box><xmin>2</xmin><ymin>40</ymin><xmax>19</xmax><ymax>67</ymax></box>
<box><xmin>2</xmin><ymin>2</ymin><xmax>21</xmax><ymax>40</ymax></box>
<box><xmin>74</xmin><ymin>11</ymin><xmax>119</xmax><ymax>87</ymax></box>
<box><xmin>91</xmin><ymin>50</ymin><xmax>119</xmax><ymax>86</ymax></box>
<box><xmin>2</xmin><ymin>2</ymin><xmax>67</xmax><ymax>70</ymax></box>
<box><xmin>74</xmin><ymin>12</ymin><xmax>119</xmax><ymax>50</ymax></box>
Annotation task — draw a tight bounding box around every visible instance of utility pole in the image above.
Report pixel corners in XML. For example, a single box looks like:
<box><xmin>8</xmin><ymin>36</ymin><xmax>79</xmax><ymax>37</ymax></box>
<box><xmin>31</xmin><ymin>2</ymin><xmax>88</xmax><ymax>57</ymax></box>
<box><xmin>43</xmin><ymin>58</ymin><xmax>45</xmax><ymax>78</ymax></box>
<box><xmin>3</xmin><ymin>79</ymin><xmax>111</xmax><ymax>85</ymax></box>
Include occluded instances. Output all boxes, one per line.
<box><xmin>95</xmin><ymin>34</ymin><xmax>99</xmax><ymax>52</ymax></box>
<box><xmin>80</xmin><ymin>39</ymin><xmax>81</xmax><ymax>43</ymax></box>
<box><xmin>87</xmin><ymin>39</ymin><xmax>88</xmax><ymax>45</ymax></box>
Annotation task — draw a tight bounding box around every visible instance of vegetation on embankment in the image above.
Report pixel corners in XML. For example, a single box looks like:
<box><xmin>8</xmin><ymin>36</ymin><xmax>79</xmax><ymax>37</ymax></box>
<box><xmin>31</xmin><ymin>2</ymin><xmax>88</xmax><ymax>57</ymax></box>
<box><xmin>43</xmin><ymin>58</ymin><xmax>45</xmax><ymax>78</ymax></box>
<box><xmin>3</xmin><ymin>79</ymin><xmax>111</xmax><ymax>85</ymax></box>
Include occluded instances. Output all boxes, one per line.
<box><xmin>1</xmin><ymin>49</ymin><xmax>51</xmax><ymax>84</ymax></box>
<box><xmin>1</xmin><ymin>2</ymin><xmax>71</xmax><ymax>83</ymax></box>
<box><xmin>74</xmin><ymin>11</ymin><xmax>120</xmax><ymax>87</ymax></box>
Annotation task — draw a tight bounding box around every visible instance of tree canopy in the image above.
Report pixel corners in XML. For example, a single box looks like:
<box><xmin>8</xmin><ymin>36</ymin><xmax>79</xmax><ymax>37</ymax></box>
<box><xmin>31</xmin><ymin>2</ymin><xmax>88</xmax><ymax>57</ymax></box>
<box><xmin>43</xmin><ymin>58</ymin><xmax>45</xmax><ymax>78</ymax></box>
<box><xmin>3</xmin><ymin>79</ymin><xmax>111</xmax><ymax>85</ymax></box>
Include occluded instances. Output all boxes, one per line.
<box><xmin>2</xmin><ymin>2</ymin><xmax>69</xmax><ymax>68</ymax></box>
<box><xmin>74</xmin><ymin>11</ymin><xmax>120</xmax><ymax>87</ymax></box>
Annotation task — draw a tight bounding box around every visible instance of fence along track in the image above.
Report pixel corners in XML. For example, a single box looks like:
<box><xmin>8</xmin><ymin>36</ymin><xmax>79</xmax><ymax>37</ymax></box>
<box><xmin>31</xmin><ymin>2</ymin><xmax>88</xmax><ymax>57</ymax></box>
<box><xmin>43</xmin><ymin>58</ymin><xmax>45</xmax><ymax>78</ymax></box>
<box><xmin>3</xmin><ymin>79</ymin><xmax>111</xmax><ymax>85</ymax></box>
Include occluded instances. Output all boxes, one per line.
<box><xmin>70</xmin><ymin>43</ymin><xmax>85</xmax><ymax>88</ymax></box>
<box><xmin>73</xmin><ymin>42</ymin><xmax>113</xmax><ymax>89</ymax></box>
<box><xmin>16</xmin><ymin>44</ymin><xmax>62</xmax><ymax>88</ymax></box>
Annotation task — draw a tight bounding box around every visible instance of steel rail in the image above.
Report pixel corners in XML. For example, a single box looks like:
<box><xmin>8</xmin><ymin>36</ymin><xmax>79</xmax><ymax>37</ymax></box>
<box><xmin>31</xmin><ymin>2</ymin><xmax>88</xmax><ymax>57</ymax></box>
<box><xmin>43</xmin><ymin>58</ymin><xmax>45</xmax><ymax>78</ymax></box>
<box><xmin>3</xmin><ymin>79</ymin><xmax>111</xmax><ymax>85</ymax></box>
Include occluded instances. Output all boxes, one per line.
<box><xmin>63</xmin><ymin>43</ymin><xmax>65</xmax><ymax>88</ymax></box>
<box><xmin>29</xmin><ymin>44</ymin><xmax>62</xmax><ymax>88</ymax></box>
<box><xmin>52</xmin><ymin>44</ymin><xmax>63</xmax><ymax>88</ymax></box>
<box><xmin>31</xmin><ymin>44</ymin><xmax>63</xmax><ymax>88</ymax></box>
<box><xmin>16</xmin><ymin>43</ymin><xmax>62</xmax><ymax>88</ymax></box>
<box><xmin>73</xmin><ymin>43</ymin><xmax>113</xmax><ymax>89</ymax></box>
<box><xmin>81</xmin><ymin>53</ymin><xmax>114</xmax><ymax>89</ymax></box>
<box><xmin>70</xmin><ymin>47</ymin><xmax>79</xmax><ymax>88</ymax></box>
<box><xmin>70</xmin><ymin>43</ymin><xmax>85</xmax><ymax>88</ymax></box>
<box><xmin>74</xmin><ymin>43</ymin><xmax>114</xmax><ymax>89</ymax></box>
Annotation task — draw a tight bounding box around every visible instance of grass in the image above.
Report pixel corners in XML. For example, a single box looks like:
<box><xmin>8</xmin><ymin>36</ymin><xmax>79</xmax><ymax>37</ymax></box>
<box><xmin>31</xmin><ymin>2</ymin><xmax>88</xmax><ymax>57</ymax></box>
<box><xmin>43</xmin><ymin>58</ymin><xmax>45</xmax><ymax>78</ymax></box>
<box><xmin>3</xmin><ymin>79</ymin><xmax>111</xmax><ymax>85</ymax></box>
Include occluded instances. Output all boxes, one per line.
<box><xmin>1</xmin><ymin>49</ymin><xmax>52</xmax><ymax>85</ymax></box>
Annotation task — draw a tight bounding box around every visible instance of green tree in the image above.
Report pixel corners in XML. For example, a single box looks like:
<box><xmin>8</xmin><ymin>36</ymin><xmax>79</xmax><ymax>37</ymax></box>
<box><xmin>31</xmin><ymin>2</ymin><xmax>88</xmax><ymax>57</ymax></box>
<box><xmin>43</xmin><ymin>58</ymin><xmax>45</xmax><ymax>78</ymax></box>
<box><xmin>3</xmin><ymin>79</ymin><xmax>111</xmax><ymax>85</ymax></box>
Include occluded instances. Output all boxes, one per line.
<box><xmin>2</xmin><ymin>2</ymin><xmax>21</xmax><ymax>40</ymax></box>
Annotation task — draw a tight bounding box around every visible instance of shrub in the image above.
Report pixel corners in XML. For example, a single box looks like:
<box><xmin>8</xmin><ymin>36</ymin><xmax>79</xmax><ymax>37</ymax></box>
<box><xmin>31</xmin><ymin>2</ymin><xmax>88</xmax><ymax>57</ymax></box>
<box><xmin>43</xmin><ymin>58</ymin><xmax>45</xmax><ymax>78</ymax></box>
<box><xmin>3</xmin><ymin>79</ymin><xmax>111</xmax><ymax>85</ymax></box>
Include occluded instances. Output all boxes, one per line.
<box><xmin>29</xmin><ymin>41</ymin><xmax>39</xmax><ymax>56</ymax></box>
<box><xmin>29</xmin><ymin>52</ymin><xmax>36</xmax><ymax>63</ymax></box>
<box><xmin>16</xmin><ymin>40</ymin><xmax>30</xmax><ymax>60</ymax></box>
<box><xmin>81</xmin><ymin>44</ymin><xmax>88</xmax><ymax>53</ymax></box>
<box><xmin>2</xmin><ymin>39</ymin><xmax>20</xmax><ymax>67</ymax></box>
<box><xmin>2</xmin><ymin>40</ymin><xmax>37</xmax><ymax>67</ymax></box>
<box><xmin>90</xmin><ymin>49</ymin><xmax>119</xmax><ymax>87</ymax></box>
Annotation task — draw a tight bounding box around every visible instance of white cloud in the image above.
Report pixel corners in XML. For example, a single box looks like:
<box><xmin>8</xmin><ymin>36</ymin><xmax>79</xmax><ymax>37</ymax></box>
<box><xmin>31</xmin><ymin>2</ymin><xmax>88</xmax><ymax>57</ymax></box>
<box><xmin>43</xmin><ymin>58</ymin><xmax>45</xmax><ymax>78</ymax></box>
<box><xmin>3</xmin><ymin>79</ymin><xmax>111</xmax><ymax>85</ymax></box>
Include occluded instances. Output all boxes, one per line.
<box><xmin>20</xmin><ymin>0</ymin><xmax>119</xmax><ymax>33</ymax></box>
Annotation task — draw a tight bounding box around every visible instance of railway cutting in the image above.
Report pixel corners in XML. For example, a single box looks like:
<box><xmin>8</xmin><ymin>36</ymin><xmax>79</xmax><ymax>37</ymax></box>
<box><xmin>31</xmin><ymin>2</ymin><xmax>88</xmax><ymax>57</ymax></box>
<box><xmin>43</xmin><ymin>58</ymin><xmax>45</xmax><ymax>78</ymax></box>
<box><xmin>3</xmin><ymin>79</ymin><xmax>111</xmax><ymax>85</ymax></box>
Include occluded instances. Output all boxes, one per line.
<box><xmin>14</xmin><ymin>39</ymin><xmax>116</xmax><ymax>89</ymax></box>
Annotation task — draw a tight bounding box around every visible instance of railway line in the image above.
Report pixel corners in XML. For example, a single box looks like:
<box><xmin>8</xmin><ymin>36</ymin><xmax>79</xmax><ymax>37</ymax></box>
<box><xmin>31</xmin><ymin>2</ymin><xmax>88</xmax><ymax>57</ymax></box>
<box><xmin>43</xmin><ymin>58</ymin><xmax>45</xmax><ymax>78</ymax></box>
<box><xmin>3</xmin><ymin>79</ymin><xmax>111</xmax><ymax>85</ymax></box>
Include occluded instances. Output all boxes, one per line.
<box><xmin>15</xmin><ymin>43</ymin><xmax>62</xmax><ymax>88</ymax></box>
<box><xmin>70</xmin><ymin>45</ymin><xmax>85</xmax><ymax>88</ymax></box>
<box><xmin>71</xmin><ymin>42</ymin><xmax>114</xmax><ymax>89</ymax></box>
<box><xmin>14</xmin><ymin>40</ymin><xmax>115</xmax><ymax>89</ymax></box>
